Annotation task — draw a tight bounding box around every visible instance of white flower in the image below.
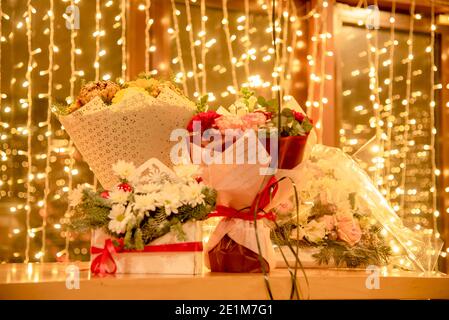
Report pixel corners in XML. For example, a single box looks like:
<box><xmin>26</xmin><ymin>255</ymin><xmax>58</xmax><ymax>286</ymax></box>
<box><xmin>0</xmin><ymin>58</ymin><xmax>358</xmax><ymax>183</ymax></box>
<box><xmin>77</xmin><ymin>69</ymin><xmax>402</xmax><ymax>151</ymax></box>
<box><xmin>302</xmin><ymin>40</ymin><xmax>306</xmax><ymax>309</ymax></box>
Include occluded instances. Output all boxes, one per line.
<box><xmin>68</xmin><ymin>184</ymin><xmax>85</xmax><ymax>207</ymax></box>
<box><xmin>134</xmin><ymin>183</ymin><xmax>160</xmax><ymax>194</ymax></box>
<box><xmin>112</xmin><ymin>160</ymin><xmax>136</xmax><ymax>181</ymax></box>
<box><xmin>159</xmin><ymin>184</ymin><xmax>182</xmax><ymax>215</ymax></box>
<box><xmin>173</xmin><ymin>164</ymin><xmax>201</xmax><ymax>182</ymax></box>
<box><xmin>109</xmin><ymin>189</ymin><xmax>130</xmax><ymax>204</ymax></box>
<box><xmin>247</xmin><ymin>95</ymin><xmax>258</xmax><ymax>110</ymax></box>
<box><xmin>108</xmin><ymin>204</ymin><xmax>132</xmax><ymax>234</ymax></box>
<box><xmin>134</xmin><ymin>193</ymin><xmax>159</xmax><ymax>213</ymax></box>
<box><xmin>291</xmin><ymin>220</ymin><xmax>326</xmax><ymax>244</ymax></box>
<box><xmin>226</xmin><ymin>99</ymin><xmax>249</xmax><ymax>116</ymax></box>
<box><xmin>303</xmin><ymin>220</ymin><xmax>327</xmax><ymax>244</ymax></box>
<box><xmin>181</xmin><ymin>183</ymin><xmax>205</xmax><ymax>207</ymax></box>
<box><xmin>146</xmin><ymin>170</ymin><xmax>170</xmax><ymax>185</ymax></box>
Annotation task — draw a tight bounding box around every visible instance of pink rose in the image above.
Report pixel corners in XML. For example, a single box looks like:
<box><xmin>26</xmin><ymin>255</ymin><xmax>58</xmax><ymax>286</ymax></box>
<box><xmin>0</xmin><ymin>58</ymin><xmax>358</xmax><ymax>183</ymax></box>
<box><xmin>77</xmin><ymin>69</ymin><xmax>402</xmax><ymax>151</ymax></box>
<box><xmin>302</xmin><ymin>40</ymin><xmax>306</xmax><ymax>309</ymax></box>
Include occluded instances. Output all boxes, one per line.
<box><xmin>241</xmin><ymin>112</ymin><xmax>267</xmax><ymax>130</ymax></box>
<box><xmin>214</xmin><ymin>115</ymin><xmax>245</xmax><ymax>133</ymax></box>
<box><xmin>336</xmin><ymin>216</ymin><xmax>362</xmax><ymax>246</ymax></box>
<box><xmin>319</xmin><ymin>215</ymin><xmax>336</xmax><ymax>231</ymax></box>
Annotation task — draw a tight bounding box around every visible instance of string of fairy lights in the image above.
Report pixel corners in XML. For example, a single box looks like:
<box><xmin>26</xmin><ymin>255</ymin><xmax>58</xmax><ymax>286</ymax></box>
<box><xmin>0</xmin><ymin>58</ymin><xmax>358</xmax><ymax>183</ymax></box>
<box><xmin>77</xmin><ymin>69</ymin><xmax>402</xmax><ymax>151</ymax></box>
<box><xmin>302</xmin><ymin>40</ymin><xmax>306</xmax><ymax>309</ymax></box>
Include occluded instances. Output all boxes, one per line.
<box><xmin>0</xmin><ymin>0</ymin><xmax>447</xmax><ymax>263</ymax></box>
<box><xmin>41</xmin><ymin>0</ymin><xmax>55</xmax><ymax>263</ymax></box>
<box><xmin>338</xmin><ymin>1</ymin><xmax>446</xmax><ymax>259</ymax></box>
<box><xmin>384</xmin><ymin>0</ymin><xmax>396</xmax><ymax>202</ymax></box>
<box><xmin>0</xmin><ymin>0</ymin><xmax>127</xmax><ymax>262</ymax></box>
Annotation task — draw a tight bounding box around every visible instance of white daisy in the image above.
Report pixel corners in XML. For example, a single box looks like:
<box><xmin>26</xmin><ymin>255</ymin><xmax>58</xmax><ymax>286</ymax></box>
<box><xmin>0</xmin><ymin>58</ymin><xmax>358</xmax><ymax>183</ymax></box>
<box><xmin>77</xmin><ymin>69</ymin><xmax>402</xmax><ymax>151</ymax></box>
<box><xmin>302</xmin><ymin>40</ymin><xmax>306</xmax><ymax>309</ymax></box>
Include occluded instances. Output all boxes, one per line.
<box><xmin>112</xmin><ymin>160</ymin><xmax>136</xmax><ymax>181</ymax></box>
<box><xmin>109</xmin><ymin>189</ymin><xmax>130</xmax><ymax>204</ymax></box>
<box><xmin>108</xmin><ymin>204</ymin><xmax>131</xmax><ymax>234</ymax></box>
<box><xmin>134</xmin><ymin>193</ymin><xmax>160</xmax><ymax>213</ymax></box>
<box><xmin>181</xmin><ymin>183</ymin><xmax>205</xmax><ymax>207</ymax></box>
<box><xmin>173</xmin><ymin>164</ymin><xmax>201</xmax><ymax>182</ymax></box>
<box><xmin>159</xmin><ymin>184</ymin><xmax>182</xmax><ymax>215</ymax></box>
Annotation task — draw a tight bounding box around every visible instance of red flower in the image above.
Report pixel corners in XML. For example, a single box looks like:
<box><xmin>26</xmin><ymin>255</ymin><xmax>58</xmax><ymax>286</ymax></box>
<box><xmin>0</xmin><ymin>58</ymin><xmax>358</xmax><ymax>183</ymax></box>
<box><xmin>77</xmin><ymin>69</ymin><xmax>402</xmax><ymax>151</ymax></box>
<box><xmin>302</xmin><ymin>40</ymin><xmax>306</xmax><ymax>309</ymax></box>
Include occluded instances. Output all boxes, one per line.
<box><xmin>100</xmin><ymin>190</ymin><xmax>110</xmax><ymax>199</ymax></box>
<box><xmin>117</xmin><ymin>183</ymin><xmax>133</xmax><ymax>193</ymax></box>
<box><xmin>187</xmin><ymin>111</ymin><xmax>221</xmax><ymax>134</ymax></box>
<box><xmin>195</xmin><ymin>176</ymin><xmax>203</xmax><ymax>183</ymax></box>
<box><xmin>293</xmin><ymin>111</ymin><xmax>306</xmax><ymax>123</ymax></box>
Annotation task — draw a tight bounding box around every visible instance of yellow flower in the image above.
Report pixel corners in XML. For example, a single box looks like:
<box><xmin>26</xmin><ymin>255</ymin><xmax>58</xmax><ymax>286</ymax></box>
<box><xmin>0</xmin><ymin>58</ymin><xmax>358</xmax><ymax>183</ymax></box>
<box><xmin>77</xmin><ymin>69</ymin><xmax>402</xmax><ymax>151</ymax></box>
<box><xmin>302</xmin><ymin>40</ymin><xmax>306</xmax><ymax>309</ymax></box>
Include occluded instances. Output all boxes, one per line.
<box><xmin>112</xmin><ymin>87</ymin><xmax>148</xmax><ymax>104</ymax></box>
<box><xmin>127</xmin><ymin>78</ymin><xmax>157</xmax><ymax>89</ymax></box>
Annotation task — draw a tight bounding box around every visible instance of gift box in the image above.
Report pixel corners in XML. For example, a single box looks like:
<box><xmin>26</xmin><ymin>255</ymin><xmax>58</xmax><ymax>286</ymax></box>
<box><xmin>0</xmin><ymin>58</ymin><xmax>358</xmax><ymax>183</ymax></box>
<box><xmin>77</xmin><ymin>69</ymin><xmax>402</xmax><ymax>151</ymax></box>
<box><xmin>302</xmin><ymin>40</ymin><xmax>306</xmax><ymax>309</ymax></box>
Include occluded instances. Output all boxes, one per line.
<box><xmin>90</xmin><ymin>221</ymin><xmax>203</xmax><ymax>275</ymax></box>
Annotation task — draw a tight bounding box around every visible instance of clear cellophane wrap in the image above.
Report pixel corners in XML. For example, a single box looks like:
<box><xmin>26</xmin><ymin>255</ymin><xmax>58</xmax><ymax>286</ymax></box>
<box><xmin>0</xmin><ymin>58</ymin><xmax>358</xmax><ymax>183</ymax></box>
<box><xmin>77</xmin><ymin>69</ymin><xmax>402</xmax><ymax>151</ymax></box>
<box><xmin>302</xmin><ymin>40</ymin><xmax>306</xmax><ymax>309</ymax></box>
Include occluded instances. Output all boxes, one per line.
<box><xmin>269</xmin><ymin>143</ymin><xmax>443</xmax><ymax>272</ymax></box>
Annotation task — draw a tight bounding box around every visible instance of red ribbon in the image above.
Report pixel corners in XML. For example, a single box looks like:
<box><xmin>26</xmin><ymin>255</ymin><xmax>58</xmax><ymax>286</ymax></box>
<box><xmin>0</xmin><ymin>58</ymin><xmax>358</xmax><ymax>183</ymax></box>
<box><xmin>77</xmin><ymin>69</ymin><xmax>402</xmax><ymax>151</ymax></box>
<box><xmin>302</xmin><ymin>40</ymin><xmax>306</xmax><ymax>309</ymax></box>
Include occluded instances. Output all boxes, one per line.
<box><xmin>208</xmin><ymin>176</ymin><xmax>279</xmax><ymax>222</ymax></box>
<box><xmin>90</xmin><ymin>239</ymin><xmax>203</xmax><ymax>275</ymax></box>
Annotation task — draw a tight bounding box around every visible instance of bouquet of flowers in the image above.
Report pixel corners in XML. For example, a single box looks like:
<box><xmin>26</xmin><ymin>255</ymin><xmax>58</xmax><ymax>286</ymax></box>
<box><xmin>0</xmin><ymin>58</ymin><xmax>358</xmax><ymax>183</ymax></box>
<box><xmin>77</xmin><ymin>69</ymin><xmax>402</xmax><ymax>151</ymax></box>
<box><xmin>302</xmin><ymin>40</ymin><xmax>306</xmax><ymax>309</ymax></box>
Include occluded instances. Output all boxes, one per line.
<box><xmin>187</xmin><ymin>89</ymin><xmax>314</xmax><ymax>169</ymax></box>
<box><xmin>67</xmin><ymin>159</ymin><xmax>216</xmax><ymax>274</ymax></box>
<box><xmin>270</xmin><ymin>144</ymin><xmax>442</xmax><ymax>271</ymax></box>
<box><xmin>185</xmin><ymin>90</ymin><xmax>315</xmax><ymax>273</ymax></box>
<box><xmin>55</xmin><ymin>74</ymin><xmax>196</xmax><ymax>189</ymax></box>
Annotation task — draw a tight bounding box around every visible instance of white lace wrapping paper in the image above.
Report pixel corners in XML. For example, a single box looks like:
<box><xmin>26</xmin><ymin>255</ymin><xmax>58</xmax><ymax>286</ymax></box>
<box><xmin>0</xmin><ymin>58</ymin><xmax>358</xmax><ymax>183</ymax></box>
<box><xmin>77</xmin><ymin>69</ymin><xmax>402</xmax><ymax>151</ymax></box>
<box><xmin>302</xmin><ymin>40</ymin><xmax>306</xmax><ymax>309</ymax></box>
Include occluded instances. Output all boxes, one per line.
<box><xmin>59</xmin><ymin>87</ymin><xmax>195</xmax><ymax>189</ymax></box>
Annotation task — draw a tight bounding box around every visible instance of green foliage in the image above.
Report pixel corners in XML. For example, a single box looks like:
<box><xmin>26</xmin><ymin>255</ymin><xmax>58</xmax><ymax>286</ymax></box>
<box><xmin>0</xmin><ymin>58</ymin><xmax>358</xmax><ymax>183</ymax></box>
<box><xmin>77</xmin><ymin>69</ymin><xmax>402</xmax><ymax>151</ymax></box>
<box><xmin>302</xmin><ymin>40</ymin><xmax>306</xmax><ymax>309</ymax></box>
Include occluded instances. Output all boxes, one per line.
<box><xmin>270</xmin><ymin>221</ymin><xmax>296</xmax><ymax>246</ymax></box>
<box><xmin>271</xmin><ymin>219</ymin><xmax>392</xmax><ymax>268</ymax></box>
<box><xmin>279</xmin><ymin>107</ymin><xmax>313</xmax><ymax>137</ymax></box>
<box><xmin>196</xmin><ymin>94</ymin><xmax>209</xmax><ymax>113</ymax></box>
<box><xmin>52</xmin><ymin>102</ymin><xmax>72</xmax><ymax>116</ymax></box>
<box><xmin>141</xmin><ymin>218</ymin><xmax>171</xmax><ymax>244</ymax></box>
<box><xmin>308</xmin><ymin>201</ymin><xmax>337</xmax><ymax>221</ymax></box>
<box><xmin>66</xmin><ymin>189</ymin><xmax>111</xmax><ymax>232</ymax></box>
<box><xmin>312</xmin><ymin>238</ymin><xmax>391</xmax><ymax>268</ymax></box>
<box><xmin>257</xmin><ymin>95</ymin><xmax>278</xmax><ymax>114</ymax></box>
<box><xmin>240</xmin><ymin>87</ymin><xmax>253</xmax><ymax>99</ymax></box>
<box><xmin>170</xmin><ymin>219</ymin><xmax>187</xmax><ymax>241</ymax></box>
<box><xmin>134</xmin><ymin>228</ymin><xmax>144</xmax><ymax>250</ymax></box>
<box><xmin>312</xmin><ymin>225</ymin><xmax>391</xmax><ymax>268</ymax></box>
<box><xmin>301</xmin><ymin>117</ymin><xmax>313</xmax><ymax>133</ymax></box>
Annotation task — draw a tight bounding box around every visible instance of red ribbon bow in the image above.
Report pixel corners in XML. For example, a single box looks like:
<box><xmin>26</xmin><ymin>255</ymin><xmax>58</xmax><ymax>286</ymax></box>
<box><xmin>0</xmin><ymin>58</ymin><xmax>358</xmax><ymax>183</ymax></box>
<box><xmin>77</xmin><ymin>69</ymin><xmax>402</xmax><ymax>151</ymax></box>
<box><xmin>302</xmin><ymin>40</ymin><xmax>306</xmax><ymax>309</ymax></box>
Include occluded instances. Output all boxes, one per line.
<box><xmin>90</xmin><ymin>239</ymin><xmax>203</xmax><ymax>275</ymax></box>
<box><xmin>208</xmin><ymin>176</ymin><xmax>279</xmax><ymax>222</ymax></box>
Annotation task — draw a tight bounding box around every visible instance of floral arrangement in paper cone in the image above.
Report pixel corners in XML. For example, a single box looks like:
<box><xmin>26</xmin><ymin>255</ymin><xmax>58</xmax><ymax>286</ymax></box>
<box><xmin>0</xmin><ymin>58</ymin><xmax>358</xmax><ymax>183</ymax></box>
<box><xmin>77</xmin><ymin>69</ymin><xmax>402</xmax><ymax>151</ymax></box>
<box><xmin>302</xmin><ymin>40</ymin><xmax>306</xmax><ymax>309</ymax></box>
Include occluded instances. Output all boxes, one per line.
<box><xmin>186</xmin><ymin>88</ymin><xmax>313</xmax><ymax>169</ymax></box>
<box><xmin>55</xmin><ymin>73</ymin><xmax>196</xmax><ymax>189</ymax></box>
<box><xmin>182</xmin><ymin>90</ymin><xmax>315</xmax><ymax>275</ymax></box>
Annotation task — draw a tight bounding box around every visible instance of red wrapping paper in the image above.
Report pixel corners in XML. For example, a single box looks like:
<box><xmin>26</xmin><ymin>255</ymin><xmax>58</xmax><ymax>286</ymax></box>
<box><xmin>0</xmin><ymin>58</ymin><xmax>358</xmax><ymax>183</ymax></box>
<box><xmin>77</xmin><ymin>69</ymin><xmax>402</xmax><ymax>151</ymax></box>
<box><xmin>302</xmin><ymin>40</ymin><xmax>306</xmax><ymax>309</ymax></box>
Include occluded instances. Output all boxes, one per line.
<box><xmin>265</xmin><ymin>135</ymin><xmax>309</xmax><ymax>170</ymax></box>
<box><xmin>208</xmin><ymin>234</ymin><xmax>270</xmax><ymax>273</ymax></box>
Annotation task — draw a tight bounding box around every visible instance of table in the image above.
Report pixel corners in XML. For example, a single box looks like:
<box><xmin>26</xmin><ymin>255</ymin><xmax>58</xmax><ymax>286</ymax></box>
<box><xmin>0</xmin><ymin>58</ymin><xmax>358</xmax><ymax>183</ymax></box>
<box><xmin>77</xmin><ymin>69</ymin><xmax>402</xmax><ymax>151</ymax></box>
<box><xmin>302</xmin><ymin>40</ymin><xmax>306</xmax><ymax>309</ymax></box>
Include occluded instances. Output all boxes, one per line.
<box><xmin>0</xmin><ymin>262</ymin><xmax>448</xmax><ymax>299</ymax></box>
